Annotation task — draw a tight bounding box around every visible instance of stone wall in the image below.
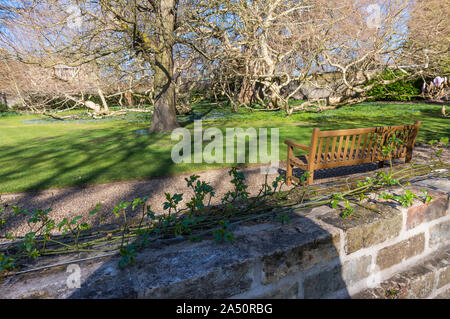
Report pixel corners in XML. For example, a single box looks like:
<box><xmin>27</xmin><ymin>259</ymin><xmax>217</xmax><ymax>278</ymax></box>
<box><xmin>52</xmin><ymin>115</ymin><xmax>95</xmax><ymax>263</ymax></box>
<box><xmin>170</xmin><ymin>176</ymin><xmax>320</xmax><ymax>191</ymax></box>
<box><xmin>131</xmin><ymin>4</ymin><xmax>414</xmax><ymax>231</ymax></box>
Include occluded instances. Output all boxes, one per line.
<box><xmin>0</xmin><ymin>93</ymin><xmax>21</xmax><ymax>108</ymax></box>
<box><xmin>0</xmin><ymin>177</ymin><xmax>449</xmax><ymax>299</ymax></box>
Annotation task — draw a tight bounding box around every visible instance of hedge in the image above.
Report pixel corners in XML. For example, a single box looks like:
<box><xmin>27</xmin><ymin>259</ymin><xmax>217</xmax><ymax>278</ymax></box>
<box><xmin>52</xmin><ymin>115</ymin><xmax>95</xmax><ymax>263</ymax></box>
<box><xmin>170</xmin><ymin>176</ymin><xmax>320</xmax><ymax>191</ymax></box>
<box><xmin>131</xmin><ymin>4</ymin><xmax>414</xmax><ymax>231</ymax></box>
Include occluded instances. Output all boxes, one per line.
<box><xmin>365</xmin><ymin>70</ymin><xmax>422</xmax><ymax>101</ymax></box>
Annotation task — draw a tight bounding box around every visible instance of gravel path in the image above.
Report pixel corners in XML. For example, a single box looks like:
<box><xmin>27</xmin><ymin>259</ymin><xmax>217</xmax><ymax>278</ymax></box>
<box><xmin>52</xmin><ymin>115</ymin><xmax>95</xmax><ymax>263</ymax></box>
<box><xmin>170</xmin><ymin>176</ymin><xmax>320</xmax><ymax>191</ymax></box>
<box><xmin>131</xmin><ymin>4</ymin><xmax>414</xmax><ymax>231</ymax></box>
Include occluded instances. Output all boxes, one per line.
<box><xmin>1</xmin><ymin>143</ymin><xmax>448</xmax><ymax>236</ymax></box>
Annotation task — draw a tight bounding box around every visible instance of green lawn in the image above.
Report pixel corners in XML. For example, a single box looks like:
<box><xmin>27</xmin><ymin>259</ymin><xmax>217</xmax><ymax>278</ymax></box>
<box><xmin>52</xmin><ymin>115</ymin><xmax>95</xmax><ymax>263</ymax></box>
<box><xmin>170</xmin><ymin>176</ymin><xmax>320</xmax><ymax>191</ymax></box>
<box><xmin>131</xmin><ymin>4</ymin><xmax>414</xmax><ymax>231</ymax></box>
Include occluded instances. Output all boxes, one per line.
<box><xmin>0</xmin><ymin>102</ymin><xmax>448</xmax><ymax>193</ymax></box>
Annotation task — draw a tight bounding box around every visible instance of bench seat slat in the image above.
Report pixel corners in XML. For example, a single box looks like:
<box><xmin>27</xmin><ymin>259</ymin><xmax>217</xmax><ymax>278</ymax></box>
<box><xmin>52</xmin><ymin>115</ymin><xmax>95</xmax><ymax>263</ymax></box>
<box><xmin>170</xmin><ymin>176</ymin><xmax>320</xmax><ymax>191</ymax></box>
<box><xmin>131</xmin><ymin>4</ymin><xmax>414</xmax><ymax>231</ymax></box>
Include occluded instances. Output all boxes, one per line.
<box><xmin>315</xmin><ymin>156</ymin><xmax>379</xmax><ymax>169</ymax></box>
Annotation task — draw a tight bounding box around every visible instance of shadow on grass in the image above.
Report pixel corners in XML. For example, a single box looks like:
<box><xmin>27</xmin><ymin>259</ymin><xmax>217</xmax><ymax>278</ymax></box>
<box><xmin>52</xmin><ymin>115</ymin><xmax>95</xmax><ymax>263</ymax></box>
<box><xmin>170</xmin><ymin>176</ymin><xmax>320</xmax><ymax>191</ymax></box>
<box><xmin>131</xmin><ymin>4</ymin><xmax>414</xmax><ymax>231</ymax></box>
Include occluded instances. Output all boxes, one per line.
<box><xmin>0</xmin><ymin>130</ymin><xmax>178</xmax><ymax>233</ymax></box>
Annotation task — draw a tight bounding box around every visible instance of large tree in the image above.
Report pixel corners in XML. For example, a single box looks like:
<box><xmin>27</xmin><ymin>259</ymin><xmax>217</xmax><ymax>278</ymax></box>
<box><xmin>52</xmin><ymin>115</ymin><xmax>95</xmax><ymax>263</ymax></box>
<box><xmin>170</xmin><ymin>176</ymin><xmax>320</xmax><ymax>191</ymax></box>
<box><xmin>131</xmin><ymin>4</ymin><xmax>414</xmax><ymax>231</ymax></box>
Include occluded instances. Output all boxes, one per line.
<box><xmin>405</xmin><ymin>0</ymin><xmax>450</xmax><ymax>78</ymax></box>
<box><xmin>288</xmin><ymin>0</ymin><xmax>447</xmax><ymax>110</ymax></box>
<box><xmin>0</xmin><ymin>0</ymin><xmax>190</xmax><ymax>132</ymax></box>
<box><xmin>1</xmin><ymin>0</ymin><xmax>447</xmax><ymax>120</ymax></box>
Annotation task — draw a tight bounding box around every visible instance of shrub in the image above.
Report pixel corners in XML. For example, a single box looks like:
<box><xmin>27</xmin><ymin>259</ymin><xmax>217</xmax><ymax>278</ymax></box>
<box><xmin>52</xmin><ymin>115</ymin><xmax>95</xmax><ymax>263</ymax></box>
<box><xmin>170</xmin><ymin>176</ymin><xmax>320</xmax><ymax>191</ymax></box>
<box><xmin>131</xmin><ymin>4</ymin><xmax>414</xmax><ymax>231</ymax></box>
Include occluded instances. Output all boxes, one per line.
<box><xmin>365</xmin><ymin>70</ymin><xmax>422</xmax><ymax>101</ymax></box>
<box><xmin>0</xmin><ymin>104</ymin><xmax>10</xmax><ymax>112</ymax></box>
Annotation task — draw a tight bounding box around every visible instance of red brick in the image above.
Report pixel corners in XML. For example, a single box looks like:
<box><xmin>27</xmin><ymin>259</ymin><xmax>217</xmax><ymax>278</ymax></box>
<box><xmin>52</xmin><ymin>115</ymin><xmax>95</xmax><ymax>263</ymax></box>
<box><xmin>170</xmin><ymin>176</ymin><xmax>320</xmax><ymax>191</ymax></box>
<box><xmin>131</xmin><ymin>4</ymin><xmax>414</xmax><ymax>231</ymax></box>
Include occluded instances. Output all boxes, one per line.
<box><xmin>406</xmin><ymin>187</ymin><xmax>449</xmax><ymax>230</ymax></box>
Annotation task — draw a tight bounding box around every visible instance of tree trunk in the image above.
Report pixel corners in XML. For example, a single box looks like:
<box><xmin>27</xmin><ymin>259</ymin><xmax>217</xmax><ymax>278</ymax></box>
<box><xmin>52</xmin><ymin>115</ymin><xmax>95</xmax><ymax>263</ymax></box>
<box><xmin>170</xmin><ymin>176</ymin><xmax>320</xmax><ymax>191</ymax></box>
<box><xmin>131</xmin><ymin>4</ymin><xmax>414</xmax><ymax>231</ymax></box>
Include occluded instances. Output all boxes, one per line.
<box><xmin>97</xmin><ymin>87</ymin><xmax>109</xmax><ymax>113</ymax></box>
<box><xmin>238</xmin><ymin>77</ymin><xmax>255</xmax><ymax>105</ymax></box>
<box><xmin>125</xmin><ymin>91</ymin><xmax>134</xmax><ymax>106</ymax></box>
<box><xmin>149</xmin><ymin>0</ymin><xmax>179</xmax><ymax>133</ymax></box>
<box><xmin>269</xmin><ymin>85</ymin><xmax>282</xmax><ymax>110</ymax></box>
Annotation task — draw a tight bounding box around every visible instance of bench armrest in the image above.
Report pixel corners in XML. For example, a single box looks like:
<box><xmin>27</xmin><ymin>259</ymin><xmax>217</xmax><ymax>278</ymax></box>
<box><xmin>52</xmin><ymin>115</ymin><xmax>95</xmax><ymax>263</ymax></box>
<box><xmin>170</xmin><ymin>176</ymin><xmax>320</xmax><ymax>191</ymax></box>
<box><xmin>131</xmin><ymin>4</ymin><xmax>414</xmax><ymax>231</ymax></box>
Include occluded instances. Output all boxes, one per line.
<box><xmin>284</xmin><ymin>140</ymin><xmax>310</xmax><ymax>151</ymax></box>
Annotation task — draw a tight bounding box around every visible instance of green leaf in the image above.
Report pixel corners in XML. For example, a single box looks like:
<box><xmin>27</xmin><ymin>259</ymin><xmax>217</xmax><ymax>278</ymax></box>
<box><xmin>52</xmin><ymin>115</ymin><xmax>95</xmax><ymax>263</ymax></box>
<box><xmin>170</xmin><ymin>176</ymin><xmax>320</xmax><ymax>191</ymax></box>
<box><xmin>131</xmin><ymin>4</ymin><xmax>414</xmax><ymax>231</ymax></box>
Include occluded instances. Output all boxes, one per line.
<box><xmin>89</xmin><ymin>203</ymin><xmax>101</xmax><ymax>215</ymax></box>
<box><xmin>58</xmin><ymin>218</ymin><xmax>68</xmax><ymax>231</ymax></box>
<box><xmin>70</xmin><ymin>216</ymin><xmax>82</xmax><ymax>225</ymax></box>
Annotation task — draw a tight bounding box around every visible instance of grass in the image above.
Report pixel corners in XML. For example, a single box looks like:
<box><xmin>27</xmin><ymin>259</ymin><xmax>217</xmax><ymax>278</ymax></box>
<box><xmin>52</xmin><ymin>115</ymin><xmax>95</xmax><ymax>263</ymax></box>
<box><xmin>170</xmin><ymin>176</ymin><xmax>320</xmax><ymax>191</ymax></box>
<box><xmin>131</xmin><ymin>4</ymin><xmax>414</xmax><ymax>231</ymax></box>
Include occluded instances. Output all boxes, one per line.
<box><xmin>0</xmin><ymin>102</ymin><xmax>448</xmax><ymax>194</ymax></box>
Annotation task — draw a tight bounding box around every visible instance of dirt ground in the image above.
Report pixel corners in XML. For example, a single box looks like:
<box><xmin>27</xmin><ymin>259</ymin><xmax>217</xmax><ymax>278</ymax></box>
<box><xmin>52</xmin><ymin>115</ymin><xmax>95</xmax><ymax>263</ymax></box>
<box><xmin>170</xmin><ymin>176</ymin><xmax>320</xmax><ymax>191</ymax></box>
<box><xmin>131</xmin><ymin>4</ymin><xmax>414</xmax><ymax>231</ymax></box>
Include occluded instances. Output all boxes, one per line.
<box><xmin>1</xmin><ymin>143</ymin><xmax>448</xmax><ymax>236</ymax></box>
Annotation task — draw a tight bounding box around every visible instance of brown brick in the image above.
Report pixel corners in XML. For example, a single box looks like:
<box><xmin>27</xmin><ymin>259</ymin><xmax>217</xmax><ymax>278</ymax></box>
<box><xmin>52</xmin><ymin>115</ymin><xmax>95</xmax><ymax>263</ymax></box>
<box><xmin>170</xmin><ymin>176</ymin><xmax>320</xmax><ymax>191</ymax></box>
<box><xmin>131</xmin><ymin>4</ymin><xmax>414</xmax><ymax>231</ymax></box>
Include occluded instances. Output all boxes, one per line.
<box><xmin>303</xmin><ymin>265</ymin><xmax>347</xmax><ymax>299</ymax></box>
<box><xmin>318</xmin><ymin>202</ymin><xmax>402</xmax><ymax>254</ymax></box>
<box><xmin>254</xmin><ymin>281</ymin><xmax>299</xmax><ymax>299</ymax></box>
<box><xmin>434</xmin><ymin>288</ymin><xmax>450</xmax><ymax>299</ymax></box>
<box><xmin>421</xmin><ymin>248</ymin><xmax>450</xmax><ymax>289</ymax></box>
<box><xmin>406</xmin><ymin>188</ymin><xmax>449</xmax><ymax>230</ymax></box>
<box><xmin>342</xmin><ymin>255</ymin><xmax>372</xmax><ymax>286</ymax></box>
<box><xmin>438</xmin><ymin>265</ymin><xmax>450</xmax><ymax>289</ymax></box>
<box><xmin>429</xmin><ymin>220</ymin><xmax>450</xmax><ymax>248</ymax></box>
<box><xmin>394</xmin><ymin>265</ymin><xmax>435</xmax><ymax>298</ymax></box>
<box><xmin>374</xmin><ymin>266</ymin><xmax>435</xmax><ymax>299</ymax></box>
<box><xmin>354</xmin><ymin>264</ymin><xmax>434</xmax><ymax>299</ymax></box>
<box><xmin>261</xmin><ymin>232</ymin><xmax>340</xmax><ymax>284</ymax></box>
<box><xmin>352</xmin><ymin>288</ymin><xmax>386</xmax><ymax>299</ymax></box>
<box><xmin>376</xmin><ymin>233</ymin><xmax>425</xmax><ymax>270</ymax></box>
<box><xmin>345</xmin><ymin>213</ymin><xmax>402</xmax><ymax>254</ymax></box>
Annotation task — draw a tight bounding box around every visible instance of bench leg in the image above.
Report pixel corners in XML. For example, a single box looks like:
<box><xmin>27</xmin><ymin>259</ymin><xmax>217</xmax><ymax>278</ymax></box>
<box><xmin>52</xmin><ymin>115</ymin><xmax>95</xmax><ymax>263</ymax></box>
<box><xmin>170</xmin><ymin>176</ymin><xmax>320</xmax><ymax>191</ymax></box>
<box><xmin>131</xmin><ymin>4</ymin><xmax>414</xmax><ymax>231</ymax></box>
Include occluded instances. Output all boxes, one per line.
<box><xmin>286</xmin><ymin>146</ymin><xmax>293</xmax><ymax>186</ymax></box>
<box><xmin>405</xmin><ymin>152</ymin><xmax>412</xmax><ymax>163</ymax></box>
<box><xmin>286</xmin><ymin>161</ymin><xmax>293</xmax><ymax>186</ymax></box>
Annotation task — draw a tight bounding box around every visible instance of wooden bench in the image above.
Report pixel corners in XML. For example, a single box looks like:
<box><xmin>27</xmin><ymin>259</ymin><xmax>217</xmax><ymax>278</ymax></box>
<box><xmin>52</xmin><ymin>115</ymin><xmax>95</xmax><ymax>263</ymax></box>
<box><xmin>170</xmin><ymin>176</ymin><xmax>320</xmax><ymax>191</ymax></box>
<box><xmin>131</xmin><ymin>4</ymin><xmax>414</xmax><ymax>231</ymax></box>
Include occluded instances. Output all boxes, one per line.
<box><xmin>284</xmin><ymin>121</ymin><xmax>421</xmax><ymax>185</ymax></box>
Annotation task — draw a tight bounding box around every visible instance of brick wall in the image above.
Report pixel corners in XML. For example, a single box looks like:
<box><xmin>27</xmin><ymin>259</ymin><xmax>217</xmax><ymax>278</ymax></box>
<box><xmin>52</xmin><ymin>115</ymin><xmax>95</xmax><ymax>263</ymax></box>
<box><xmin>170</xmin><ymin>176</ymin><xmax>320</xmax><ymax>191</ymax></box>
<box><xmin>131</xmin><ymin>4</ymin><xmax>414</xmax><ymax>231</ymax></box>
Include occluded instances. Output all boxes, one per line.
<box><xmin>0</xmin><ymin>178</ymin><xmax>449</xmax><ymax>299</ymax></box>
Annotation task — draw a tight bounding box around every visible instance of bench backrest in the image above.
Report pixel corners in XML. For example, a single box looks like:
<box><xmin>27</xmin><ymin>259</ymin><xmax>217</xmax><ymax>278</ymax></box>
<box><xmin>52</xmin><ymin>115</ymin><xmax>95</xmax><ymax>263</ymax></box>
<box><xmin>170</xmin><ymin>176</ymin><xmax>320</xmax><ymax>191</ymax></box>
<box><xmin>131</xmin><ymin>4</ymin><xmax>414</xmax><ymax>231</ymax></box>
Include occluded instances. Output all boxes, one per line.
<box><xmin>308</xmin><ymin>121</ymin><xmax>421</xmax><ymax>169</ymax></box>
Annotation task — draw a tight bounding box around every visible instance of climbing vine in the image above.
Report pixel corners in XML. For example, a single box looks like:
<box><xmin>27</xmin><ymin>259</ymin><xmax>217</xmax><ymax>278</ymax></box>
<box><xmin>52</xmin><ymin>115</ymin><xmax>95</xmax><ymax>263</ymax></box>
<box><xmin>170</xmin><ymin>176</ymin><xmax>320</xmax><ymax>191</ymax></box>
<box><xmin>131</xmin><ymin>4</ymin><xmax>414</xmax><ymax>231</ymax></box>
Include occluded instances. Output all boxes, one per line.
<box><xmin>0</xmin><ymin>139</ymin><xmax>448</xmax><ymax>274</ymax></box>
